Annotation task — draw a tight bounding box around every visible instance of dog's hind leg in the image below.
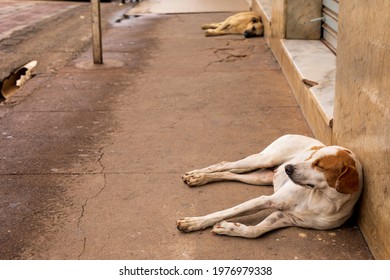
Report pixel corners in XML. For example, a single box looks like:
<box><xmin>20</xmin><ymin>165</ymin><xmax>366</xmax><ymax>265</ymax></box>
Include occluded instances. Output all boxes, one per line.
<box><xmin>182</xmin><ymin>169</ymin><xmax>274</xmax><ymax>187</ymax></box>
<box><xmin>211</xmin><ymin>211</ymin><xmax>294</xmax><ymax>238</ymax></box>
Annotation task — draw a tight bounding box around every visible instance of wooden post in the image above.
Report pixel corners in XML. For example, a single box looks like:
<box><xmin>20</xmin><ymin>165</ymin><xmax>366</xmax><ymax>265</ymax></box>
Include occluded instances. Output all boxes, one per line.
<box><xmin>91</xmin><ymin>0</ymin><xmax>103</xmax><ymax>64</ymax></box>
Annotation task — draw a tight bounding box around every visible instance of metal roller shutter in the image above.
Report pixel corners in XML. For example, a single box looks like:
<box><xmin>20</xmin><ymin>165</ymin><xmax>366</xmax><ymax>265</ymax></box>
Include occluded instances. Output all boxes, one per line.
<box><xmin>322</xmin><ymin>0</ymin><xmax>339</xmax><ymax>53</ymax></box>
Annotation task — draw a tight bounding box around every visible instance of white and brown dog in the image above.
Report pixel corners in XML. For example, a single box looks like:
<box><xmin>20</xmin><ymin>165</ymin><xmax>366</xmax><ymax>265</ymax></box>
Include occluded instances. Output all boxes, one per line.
<box><xmin>202</xmin><ymin>11</ymin><xmax>263</xmax><ymax>38</ymax></box>
<box><xmin>177</xmin><ymin>134</ymin><xmax>363</xmax><ymax>238</ymax></box>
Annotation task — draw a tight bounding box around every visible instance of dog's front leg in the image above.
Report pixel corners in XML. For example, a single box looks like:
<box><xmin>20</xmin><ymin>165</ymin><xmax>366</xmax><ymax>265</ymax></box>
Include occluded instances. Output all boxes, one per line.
<box><xmin>201</xmin><ymin>22</ymin><xmax>222</xmax><ymax>30</ymax></box>
<box><xmin>182</xmin><ymin>169</ymin><xmax>274</xmax><ymax>187</ymax></box>
<box><xmin>187</xmin><ymin>135</ymin><xmax>321</xmax><ymax>175</ymax></box>
<box><xmin>177</xmin><ymin>195</ymin><xmax>273</xmax><ymax>232</ymax></box>
<box><xmin>211</xmin><ymin>211</ymin><xmax>293</xmax><ymax>238</ymax></box>
<box><xmin>182</xmin><ymin>153</ymin><xmax>278</xmax><ymax>187</ymax></box>
<box><xmin>204</xmin><ymin>29</ymin><xmax>230</xmax><ymax>36</ymax></box>
<box><xmin>184</xmin><ymin>153</ymin><xmax>273</xmax><ymax>177</ymax></box>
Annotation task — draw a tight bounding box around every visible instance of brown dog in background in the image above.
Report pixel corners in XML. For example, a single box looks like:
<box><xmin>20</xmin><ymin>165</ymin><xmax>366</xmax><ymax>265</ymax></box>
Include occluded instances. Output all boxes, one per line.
<box><xmin>202</xmin><ymin>11</ymin><xmax>263</xmax><ymax>38</ymax></box>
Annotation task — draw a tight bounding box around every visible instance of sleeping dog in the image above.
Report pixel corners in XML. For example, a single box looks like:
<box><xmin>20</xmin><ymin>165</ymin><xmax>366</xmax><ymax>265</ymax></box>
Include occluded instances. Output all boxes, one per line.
<box><xmin>202</xmin><ymin>11</ymin><xmax>263</xmax><ymax>38</ymax></box>
<box><xmin>177</xmin><ymin>135</ymin><xmax>363</xmax><ymax>238</ymax></box>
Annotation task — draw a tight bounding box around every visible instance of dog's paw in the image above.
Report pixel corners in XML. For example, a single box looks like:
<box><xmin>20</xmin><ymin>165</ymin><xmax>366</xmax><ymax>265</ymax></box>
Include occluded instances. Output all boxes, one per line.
<box><xmin>176</xmin><ymin>217</ymin><xmax>205</xmax><ymax>232</ymax></box>
<box><xmin>181</xmin><ymin>173</ymin><xmax>206</xmax><ymax>187</ymax></box>
<box><xmin>211</xmin><ymin>221</ymin><xmax>243</xmax><ymax>236</ymax></box>
<box><xmin>204</xmin><ymin>30</ymin><xmax>215</xmax><ymax>36</ymax></box>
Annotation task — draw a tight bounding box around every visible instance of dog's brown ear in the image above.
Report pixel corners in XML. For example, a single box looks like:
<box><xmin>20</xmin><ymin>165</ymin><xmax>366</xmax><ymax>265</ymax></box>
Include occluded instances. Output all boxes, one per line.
<box><xmin>335</xmin><ymin>163</ymin><xmax>359</xmax><ymax>194</ymax></box>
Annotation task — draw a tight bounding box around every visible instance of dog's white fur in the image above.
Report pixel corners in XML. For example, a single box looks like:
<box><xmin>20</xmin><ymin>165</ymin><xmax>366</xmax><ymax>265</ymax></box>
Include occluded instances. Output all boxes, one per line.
<box><xmin>177</xmin><ymin>135</ymin><xmax>363</xmax><ymax>238</ymax></box>
<box><xmin>202</xmin><ymin>11</ymin><xmax>263</xmax><ymax>38</ymax></box>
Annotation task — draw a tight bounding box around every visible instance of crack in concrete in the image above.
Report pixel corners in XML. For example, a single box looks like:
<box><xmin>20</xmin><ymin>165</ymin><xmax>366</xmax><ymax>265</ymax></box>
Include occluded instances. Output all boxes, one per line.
<box><xmin>206</xmin><ymin>53</ymin><xmax>248</xmax><ymax>68</ymax></box>
<box><xmin>77</xmin><ymin>173</ymin><xmax>107</xmax><ymax>259</ymax></box>
<box><xmin>77</xmin><ymin>146</ymin><xmax>107</xmax><ymax>260</ymax></box>
<box><xmin>205</xmin><ymin>44</ymin><xmax>254</xmax><ymax>69</ymax></box>
<box><xmin>97</xmin><ymin>146</ymin><xmax>106</xmax><ymax>174</ymax></box>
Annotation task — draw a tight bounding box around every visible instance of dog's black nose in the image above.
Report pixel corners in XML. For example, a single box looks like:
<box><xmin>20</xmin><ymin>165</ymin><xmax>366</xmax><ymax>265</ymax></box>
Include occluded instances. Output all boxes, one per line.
<box><xmin>285</xmin><ymin>164</ymin><xmax>295</xmax><ymax>176</ymax></box>
<box><xmin>244</xmin><ymin>31</ymin><xmax>255</xmax><ymax>38</ymax></box>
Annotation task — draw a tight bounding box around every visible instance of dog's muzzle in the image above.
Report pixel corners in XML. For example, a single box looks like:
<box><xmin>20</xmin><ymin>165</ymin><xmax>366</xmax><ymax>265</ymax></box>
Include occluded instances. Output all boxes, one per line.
<box><xmin>285</xmin><ymin>164</ymin><xmax>295</xmax><ymax>176</ymax></box>
<box><xmin>285</xmin><ymin>164</ymin><xmax>315</xmax><ymax>189</ymax></box>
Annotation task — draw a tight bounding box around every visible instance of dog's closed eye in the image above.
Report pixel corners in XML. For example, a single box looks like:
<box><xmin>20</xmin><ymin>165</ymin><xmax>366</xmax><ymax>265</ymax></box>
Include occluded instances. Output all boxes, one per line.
<box><xmin>314</xmin><ymin>161</ymin><xmax>324</xmax><ymax>170</ymax></box>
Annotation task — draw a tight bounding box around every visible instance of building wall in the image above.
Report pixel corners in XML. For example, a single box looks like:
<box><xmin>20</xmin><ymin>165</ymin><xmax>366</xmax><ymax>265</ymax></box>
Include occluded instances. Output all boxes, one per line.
<box><xmin>285</xmin><ymin>0</ymin><xmax>321</xmax><ymax>39</ymax></box>
<box><xmin>333</xmin><ymin>0</ymin><xmax>390</xmax><ymax>259</ymax></box>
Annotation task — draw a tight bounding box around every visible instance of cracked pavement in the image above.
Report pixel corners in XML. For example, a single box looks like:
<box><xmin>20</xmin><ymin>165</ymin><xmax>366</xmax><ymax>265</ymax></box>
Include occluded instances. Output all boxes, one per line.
<box><xmin>0</xmin><ymin>9</ymin><xmax>372</xmax><ymax>260</ymax></box>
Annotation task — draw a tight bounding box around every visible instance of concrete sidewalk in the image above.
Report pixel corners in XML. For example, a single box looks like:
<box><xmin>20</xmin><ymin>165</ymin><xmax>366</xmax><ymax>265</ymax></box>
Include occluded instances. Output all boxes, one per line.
<box><xmin>0</xmin><ymin>5</ymin><xmax>372</xmax><ymax>259</ymax></box>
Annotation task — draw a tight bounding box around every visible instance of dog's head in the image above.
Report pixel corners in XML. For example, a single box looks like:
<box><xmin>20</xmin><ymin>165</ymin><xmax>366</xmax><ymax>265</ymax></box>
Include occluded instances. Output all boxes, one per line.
<box><xmin>244</xmin><ymin>16</ymin><xmax>263</xmax><ymax>38</ymax></box>
<box><xmin>285</xmin><ymin>146</ymin><xmax>362</xmax><ymax>194</ymax></box>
